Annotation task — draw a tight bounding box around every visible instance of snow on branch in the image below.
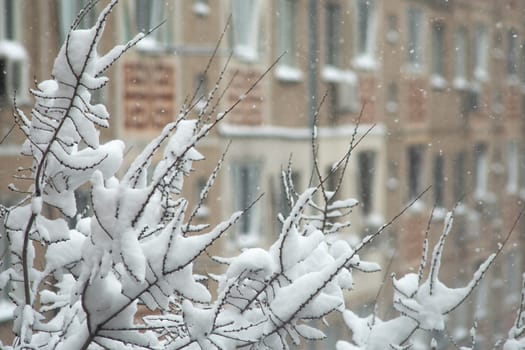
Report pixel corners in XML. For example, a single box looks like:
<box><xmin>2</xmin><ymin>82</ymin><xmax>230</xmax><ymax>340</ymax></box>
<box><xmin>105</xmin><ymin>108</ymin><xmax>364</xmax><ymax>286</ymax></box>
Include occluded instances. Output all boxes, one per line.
<box><xmin>1</xmin><ymin>1</ymin><xmax>524</xmax><ymax>350</ymax></box>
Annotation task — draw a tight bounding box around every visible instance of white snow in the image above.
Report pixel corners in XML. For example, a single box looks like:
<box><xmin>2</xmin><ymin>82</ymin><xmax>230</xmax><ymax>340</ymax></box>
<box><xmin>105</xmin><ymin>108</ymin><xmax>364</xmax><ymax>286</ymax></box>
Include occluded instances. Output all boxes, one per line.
<box><xmin>275</xmin><ymin>65</ymin><xmax>303</xmax><ymax>82</ymax></box>
<box><xmin>219</xmin><ymin>123</ymin><xmax>386</xmax><ymax>140</ymax></box>
<box><xmin>353</xmin><ymin>54</ymin><xmax>379</xmax><ymax>71</ymax></box>
<box><xmin>192</xmin><ymin>2</ymin><xmax>210</xmax><ymax>16</ymax></box>
<box><xmin>322</xmin><ymin>66</ymin><xmax>358</xmax><ymax>84</ymax></box>
<box><xmin>0</xmin><ymin>40</ymin><xmax>28</xmax><ymax>60</ymax></box>
<box><xmin>430</xmin><ymin>74</ymin><xmax>447</xmax><ymax>89</ymax></box>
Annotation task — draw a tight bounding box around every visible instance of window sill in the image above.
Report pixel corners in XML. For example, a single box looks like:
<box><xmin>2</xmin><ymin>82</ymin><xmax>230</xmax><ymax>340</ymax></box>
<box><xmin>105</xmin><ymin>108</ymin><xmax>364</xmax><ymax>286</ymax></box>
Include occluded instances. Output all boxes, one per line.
<box><xmin>506</xmin><ymin>185</ymin><xmax>518</xmax><ymax>195</ymax></box>
<box><xmin>192</xmin><ymin>2</ymin><xmax>210</xmax><ymax>17</ymax></box>
<box><xmin>275</xmin><ymin>65</ymin><xmax>303</xmax><ymax>83</ymax></box>
<box><xmin>473</xmin><ymin>191</ymin><xmax>496</xmax><ymax>204</ymax></box>
<box><xmin>321</xmin><ymin>66</ymin><xmax>357</xmax><ymax>84</ymax></box>
<box><xmin>195</xmin><ymin>205</ymin><xmax>210</xmax><ymax>219</ymax></box>
<box><xmin>507</xmin><ymin>75</ymin><xmax>520</xmax><ymax>86</ymax></box>
<box><xmin>386</xmin><ymin>31</ymin><xmax>399</xmax><ymax>44</ymax></box>
<box><xmin>233</xmin><ymin>46</ymin><xmax>258</xmax><ymax>63</ymax></box>
<box><xmin>135</xmin><ymin>37</ymin><xmax>165</xmax><ymax>53</ymax></box>
<box><xmin>407</xmin><ymin>198</ymin><xmax>425</xmax><ymax>213</ymax></box>
<box><xmin>473</xmin><ymin>70</ymin><xmax>489</xmax><ymax>82</ymax></box>
<box><xmin>353</xmin><ymin>55</ymin><xmax>378</xmax><ymax>71</ymax></box>
<box><xmin>430</xmin><ymin>75</ymin><xmax>447</xmax><ymax>90</ymax></box>
<box><xmin>431</xmin><ymin>207</ymin><xmax>447</xmax><ymax>221</ymax></box>
<box><xmin>235</xmin><ymin>232</ymin><xmax>260</xmax><ymax>249</ymax></box>
<box><xmin>403</xmin><ymin>64</ymin><xmax>425</xmax><ymax>75</ymax></box>
<box><xmin>452</xmin><ymin>77</ymin><xmax>469</xmax><ymax>90</ymax></box>
<box><xmin>386</xmin><ymin>102</ymin><xmax>398</xmax><ymax>114</ymax></box>
<box><xmin>0</xmin><ymin>40</ymin><xmax>28</xmax><ymax>60</ymax></box>
<box><xmin>364</xmin><ymin>213</ymin><xmax>384</xmax><ymax>230</ymax></box>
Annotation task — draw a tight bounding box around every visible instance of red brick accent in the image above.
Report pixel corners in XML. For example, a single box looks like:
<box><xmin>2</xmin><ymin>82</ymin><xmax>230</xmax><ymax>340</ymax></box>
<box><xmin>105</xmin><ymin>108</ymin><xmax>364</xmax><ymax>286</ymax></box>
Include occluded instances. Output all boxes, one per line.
<box><xmin>227</xmin><ymin>67</ymin><xmax>264</xmax><ymax>125</ymax></box>
<box><xmin>123</xmin><ymin>58</ymin><xmax>176</xmax><ymax>129</ymax></box>
<box><xmin>407</xmin><ymin>79</ymin><xmax>426</xmax><ymax>123</ymax></box>
<box><xmin>358</xmin><ymin>76</ymin><xmax>377</xmax><ymax>123</ymax></box>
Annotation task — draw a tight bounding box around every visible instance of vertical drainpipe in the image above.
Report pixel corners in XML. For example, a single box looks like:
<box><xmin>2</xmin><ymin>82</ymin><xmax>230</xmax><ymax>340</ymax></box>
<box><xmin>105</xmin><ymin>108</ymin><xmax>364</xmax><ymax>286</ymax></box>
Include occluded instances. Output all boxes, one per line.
<box><xmin>308</xmin><ymin>0</ymin><xmax>318</xmax><ymax>131</ymax></box>
<box><xmin>308</xmin><ymin>0</ymin><xmax>318</xmax><ymax>181</ymax></box>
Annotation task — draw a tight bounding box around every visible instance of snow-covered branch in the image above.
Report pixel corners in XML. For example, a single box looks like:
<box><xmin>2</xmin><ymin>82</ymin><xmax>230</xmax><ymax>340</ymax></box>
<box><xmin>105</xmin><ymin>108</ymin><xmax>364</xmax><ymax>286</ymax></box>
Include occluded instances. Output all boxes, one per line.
<box><xmin>1</xmin><ymin>2</ymin><xmax>524</xmax><ymax>350</ymax></box>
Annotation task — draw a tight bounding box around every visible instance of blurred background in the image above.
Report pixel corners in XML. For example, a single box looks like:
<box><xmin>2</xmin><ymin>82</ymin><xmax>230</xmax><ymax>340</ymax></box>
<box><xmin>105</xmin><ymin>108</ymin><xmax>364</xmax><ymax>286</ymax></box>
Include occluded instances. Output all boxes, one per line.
<box><xmin>0</xmin><ymin>1</ymin><xmax>524</xmax><ymax>348</ymax></box>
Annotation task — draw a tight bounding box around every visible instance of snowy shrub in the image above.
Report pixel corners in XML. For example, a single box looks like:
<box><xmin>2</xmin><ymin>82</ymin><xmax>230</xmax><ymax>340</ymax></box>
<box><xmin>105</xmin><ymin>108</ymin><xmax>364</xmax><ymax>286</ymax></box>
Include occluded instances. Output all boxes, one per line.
<box><xmin>0</xmin><ymin>1</ymin><xmax>524</xmax><ymax>349</ymax></box>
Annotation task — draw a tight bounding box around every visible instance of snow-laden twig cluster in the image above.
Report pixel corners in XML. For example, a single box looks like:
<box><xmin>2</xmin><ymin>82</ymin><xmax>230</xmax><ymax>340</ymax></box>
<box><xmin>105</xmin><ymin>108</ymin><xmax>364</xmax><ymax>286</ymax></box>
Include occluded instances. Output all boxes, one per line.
<box><xmin>336</xmin><ymin>207</ymin><xmax>525</xmax><ymax>350</ymax></box>
<box><xmin>1</xmin><ymin>1</ymin><xmax>525</xmax><ymax>350</ymax></box>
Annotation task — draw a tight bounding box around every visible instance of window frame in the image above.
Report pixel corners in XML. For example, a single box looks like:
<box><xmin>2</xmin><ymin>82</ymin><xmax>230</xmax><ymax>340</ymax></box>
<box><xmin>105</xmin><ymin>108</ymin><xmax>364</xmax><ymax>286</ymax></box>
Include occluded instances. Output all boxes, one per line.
<box><xmin>506</xmin><ymin>141</ymin><xmax>519</xmax><ymax>193</ymax></box>
<box><xmin>431</xmin><ymin>21</ymin><xmax>446</xmax><ymax>88</ymax></box>
<box><xmin>406</xmin><ymin>6</ymin><xmax>424</xmax><ymax>70</ymax></box>
<box><xmin>353</xmin><ymin>0</ymin><xmax>377</xmax><ymax>70</ymax></box>
<box><xmin>433</xmin><ymin>154</ymin><xmax>445</xmax><ymax>208</ymax></box>
<box><xmin>325</xmin><ymin>3</ymin><xmax>342</xmax><ymax>68</ymax></box>
<box><xmin>473</xmin><ymin>24</ymin><xmax>489</xmax><ymax>81</ymax></box>
<box><xmin>507</xmin><ymin>28</ymin><xmax>519</xmax><ymax>79</ymax></box>
<box><xmin>454</xmin><ymin>27</ymin><xmax>468</xmax><ymax>89</ymax></box>
<box><xmin>473</xmin><ymin>143</ymin><xmax>488</xmax><ymax>198</ymax></box>
<box><xmin>127</xmin><ymin>0</ymin><xmax>170</xmax><ymax>48</ymax></box>
<box><xmin>0</xmin><ymin>0</ymin><xmax>28</xmax><ymax>105</ymax></box>
<box><xmin>407</xmin><ymin>145</ymin><xmax>424</xmax><ymax>201</ymax></box>
<box><xmin>358</xmin><ymin>150</ymin><xmax>377</xmax><ymax>215</ymax></box>
<box><xmin>231</xmin><ymin>161</ymin><xmax>262</xmax><ymax>237</ymax></box>
<box><xmin>232</xmin><ymin>0</ymin><xmax>260</xmax><ymax>62</ymax></box>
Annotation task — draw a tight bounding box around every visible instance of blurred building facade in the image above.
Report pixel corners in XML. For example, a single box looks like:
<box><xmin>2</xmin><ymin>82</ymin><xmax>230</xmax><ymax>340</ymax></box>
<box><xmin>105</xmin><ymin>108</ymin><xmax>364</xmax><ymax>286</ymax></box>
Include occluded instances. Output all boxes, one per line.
<box><xmin>1</xmin><ymin>0</ymin><xmax>525</xmax><ymax>348</ymax></box>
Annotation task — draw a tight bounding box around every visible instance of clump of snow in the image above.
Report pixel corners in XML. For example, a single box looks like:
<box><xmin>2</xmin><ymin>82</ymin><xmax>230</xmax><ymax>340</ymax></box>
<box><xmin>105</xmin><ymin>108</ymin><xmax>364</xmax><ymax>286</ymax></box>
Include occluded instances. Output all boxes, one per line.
<box><xmin>192</xmin><ymin>2</ymin><xmax>210</xmax><ymax>16</ymax></box>
<box><xmin>353</xmin><ymin>55</ymin><xmax>379</xmax><ymax>71</ymax></box>
<box><xmin>322</xmin><ymin>66</ymin><xmax>358</xmax><ymax>84</ymax></box>
<box><xmin>430</xmin><ymin>74</ymin><xmax>447</xmax><ymax>90</ymax></box>
<box><xmin>275</xmin><ymin>65</ymin><xmax>303</xmax><ymax>82</ymax></box>
<box><xmin>0</xmin><ymin>40</ymin><xmax>28</xmax><ymax>60</ymax></box>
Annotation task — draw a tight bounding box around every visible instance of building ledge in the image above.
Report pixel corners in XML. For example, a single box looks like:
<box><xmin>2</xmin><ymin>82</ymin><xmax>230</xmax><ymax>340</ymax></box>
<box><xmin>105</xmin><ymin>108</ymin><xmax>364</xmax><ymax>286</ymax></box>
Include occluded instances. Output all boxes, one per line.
<box><xmin>218</xmin><ymin>123</ymin><xmax>386</xmax><ymax>140</ymax></box>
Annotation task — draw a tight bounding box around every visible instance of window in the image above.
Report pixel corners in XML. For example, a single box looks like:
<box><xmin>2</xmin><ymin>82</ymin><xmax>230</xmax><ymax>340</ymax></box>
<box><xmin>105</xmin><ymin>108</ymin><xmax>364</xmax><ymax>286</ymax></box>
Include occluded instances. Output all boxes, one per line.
<box><xmin>454</xmin><ymin>27</ymin><xmax>467</xmax><ymax>89</ymax></box>
<box><xmin>408</xmin><ymin>145</ymin><xmax>424</xmax><ymax>200</ymax></box>
<box><xmin>473</xmin><ymin>143</ymin><xmax>488</xmax><ymax>198</ymax></box>
<box><xmin>194</xmin><ymin>73</ymin><xmax>208</xmax><ymax>113</ymax></box>
<box><xmin>325</xmin><ymin>3</ymin><xmax>341</xmax><ymax>67</ymax></box>
<box><xmin>0</xmin><ymin>0</ymin><xmax>28</xmax><ymax>104</ymax></box>
<box><xmin>134</xmin><ymin>0</ymin><xmax>167</xmax><ymax>44</ymax></box>
<box><xmin>231</xmin><ymin>162</ymin><xmax>261</xmax><ymax>236</ymax></box>
<box><xmin>386</xmin><ymin>14</ymin><xmax>399</xmax><ymax>43</ymax></box>
<box><xmin>507</xmin><ymin>29</ymin><xmax>519</xmax><ymax>78</ymax></box>
<box><xmin>354</xmin><ymin>0</ymin><xmax>376</xmax><ymax>69</ymax></box>
<box><xmin>275</xmin><ymin>0</ymin><xmax>302</xmax><ymax>81</ymax></box>
<box><xmin>407</xmin><ymin>6</ymin><xmax>424</xmax><ymax>69</ymax></box>
<box><xmin>386</xmin><ymin>82</ymin><xmax>398</xmax><ymax>113</ymax></box>
<box><xmin>135</xmin><ymin>0</ymin><xmax>161</xmax><ymax>33</ymax></box>
<box><xmin>0</xmin><ymin>0</ymin><xmax>15</xmax><ymax>40</ymax></box>
<box><xmin>58</xmin><ymin>0</ymin><xmax>97</xmax><ymax>42</ymax></box>
<box><xmin>431</xmin><ymin>22</ymin><xmax>446</xmax><ymax>88</ymax></box>
<box><xmin>278</xmin><ymin>0</ymin><xmax>297</xmax><ymax>67</ymax></box>
<box><xmin>454</xmin><ymin>152</ymin><xmax>466</xmax><ymax>203</ymax></box>
<box><xmin>358</xmin><ymin>151</ymin><xmax>376</xmax><ymax>215</ymax></box>
<box><xmin>433</xmin><ymin>154</ymin><xmax>444</xmax><ymax>207</ymax></box>
<box><xmin>506</xmin><ymin>251</ymin><xmax>522</xmax><ymax>302</ymax></box>
<box><xmin>232</xmin><ymin>0</ymin><xmax>260</xmax><ymax>61</ymax></box>
<box><xmin>473</xmin><ymin>25</ymin><xmax>489</xmax><ymax>81</ymax></box>
<box><xmin>507</xmin><ymin>141</ymin><xmax>518</xmax><ymax>193</ymax></box>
